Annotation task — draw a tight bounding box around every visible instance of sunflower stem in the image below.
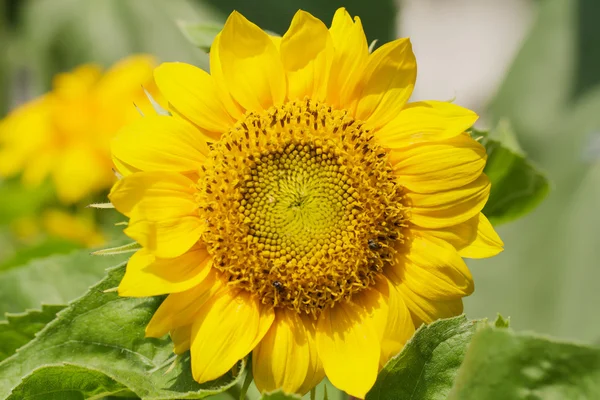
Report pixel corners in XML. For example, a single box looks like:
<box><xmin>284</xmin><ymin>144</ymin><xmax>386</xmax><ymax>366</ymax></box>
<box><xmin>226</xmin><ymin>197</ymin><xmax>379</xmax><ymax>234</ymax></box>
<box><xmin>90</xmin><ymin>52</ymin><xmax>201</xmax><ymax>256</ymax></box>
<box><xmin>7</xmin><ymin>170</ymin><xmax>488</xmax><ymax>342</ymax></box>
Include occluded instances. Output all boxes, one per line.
<box><xmin>238</xmin><ymin>362</ymin><xmax>254</xmax><ymax>400</ymax></box>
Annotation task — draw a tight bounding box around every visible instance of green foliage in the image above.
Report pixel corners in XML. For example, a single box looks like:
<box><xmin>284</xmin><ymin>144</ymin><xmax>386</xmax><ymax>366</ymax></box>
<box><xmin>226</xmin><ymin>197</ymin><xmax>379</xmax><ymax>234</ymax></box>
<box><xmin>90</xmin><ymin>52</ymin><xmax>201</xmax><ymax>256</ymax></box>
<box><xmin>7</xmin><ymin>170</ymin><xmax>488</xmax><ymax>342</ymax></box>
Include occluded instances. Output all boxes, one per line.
<box><xmin>261</xmin><ymin>390</ymin><xmax>302</xmax><ymax>400</ymax></box>
<box><xmin>0</xmin><ymin>238</ymin><xmax>81</xmax><ymax>272</ymax></box>
<box><xmin>17</xmin><ymin>0</ymin><xmax>216</xmax><ymax>93</ymax></box>
<box><xmin>6</xmin><ymin>364</ymin><xmax>133</xmax><ymax>400</ymax></box>
<box><xmin>0</xmin><ymin>179</ymin><xmax>56</xmax><ymax>225</ymax></box>
<box><xmin>448</xmin><ymin>328</ymin><xmax>600</xmax><ymax>399</ymax></box>
<box><xmin>0</xmin><ymin>265</ymin><xmax>244</xmax><ymax>399</ymax></box>
<box><xmin>467</xmin><ymin>0</ymin><xmax>600</xmax><ymax>343</ymax></box>
<box><xmin>0</xmin><ymin>4</ymin><xmax>9</xmax><ymax>116</ymax></box>
<box><xmin>177</xmin><ymin>21</ymin><xmax>223</xmax><ymax>52</ymax></box>
<box><xmin>0</xmin><ymin>304</ymin><xmax>65</xmax><ymax>361</ymax></box>
<box><xmin>366</xmin><ymin>315</ymin><xmax>488</xmax><ymax>400</ymax></box>
<box><xmin>494</xmin><ymin>314</ymin><xmax>510</xmax><ymax>328</ymax></box>
<box><xmin>0</xmin><ymin>248</ymin><xmax>129</xmax><ymax>315</ymax></box>
<box><xmin>472</xmin><ymin>121</ymin><xmax>550</xmax><ymax>226</ymax></box>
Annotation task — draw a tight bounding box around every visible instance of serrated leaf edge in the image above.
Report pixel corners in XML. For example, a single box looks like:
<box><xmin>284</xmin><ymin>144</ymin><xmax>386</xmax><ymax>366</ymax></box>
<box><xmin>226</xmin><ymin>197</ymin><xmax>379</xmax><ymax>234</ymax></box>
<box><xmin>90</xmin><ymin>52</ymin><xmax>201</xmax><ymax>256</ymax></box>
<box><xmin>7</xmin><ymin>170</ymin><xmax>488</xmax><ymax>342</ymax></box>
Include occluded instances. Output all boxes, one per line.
<box><xmin>0</xmin><ymin>263</ymin><xmax>246</xmax><ymax>400</ymax></box>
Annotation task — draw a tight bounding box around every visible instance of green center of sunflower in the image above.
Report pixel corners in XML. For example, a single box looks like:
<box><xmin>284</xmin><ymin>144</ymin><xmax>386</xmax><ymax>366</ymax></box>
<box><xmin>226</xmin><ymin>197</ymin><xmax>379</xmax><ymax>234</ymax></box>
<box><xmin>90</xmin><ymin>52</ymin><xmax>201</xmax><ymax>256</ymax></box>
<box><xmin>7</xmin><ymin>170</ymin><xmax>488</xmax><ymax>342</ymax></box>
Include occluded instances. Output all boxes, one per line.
<box><xmin>242</xmin><ymin>143</ymin><xmax>351</xmax><ymax>258</ymax></box>
<box><xmin>198</xmin><ymin>99</ymin><xmax>407</xmax><ymax>316</ymax></box>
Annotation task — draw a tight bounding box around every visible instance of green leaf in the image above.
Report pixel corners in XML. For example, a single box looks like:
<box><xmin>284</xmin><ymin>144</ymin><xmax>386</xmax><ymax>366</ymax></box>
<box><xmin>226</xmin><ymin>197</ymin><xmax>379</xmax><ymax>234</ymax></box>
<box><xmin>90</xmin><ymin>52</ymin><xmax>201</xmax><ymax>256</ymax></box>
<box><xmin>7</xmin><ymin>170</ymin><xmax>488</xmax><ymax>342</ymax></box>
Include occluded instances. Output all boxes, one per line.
<box><xmin>0</xmin><ymin>265</ymin><xmax>244</xmax><ymax>399</ymax></box>
<box><xmin>474</xmin><ymin>121</ymin><xmax>550</xmax><ymax>225</ymax></box>
<box><xmin>0</xmin><ymin>247</ymin><xmax>130</xmax><ymax>315</ymax></box>
<box><xmin>261</xmin><ymin>390</ymin><xmax>302</xmax><ymax>400</ymax></box>
<box><xmin>494</xmin><ymin>314</ymin><xmax>510</xmax><ymax>328</ymax></box>
<box><xmin>365</xmin><ymin>315</ymin><xmax>486</xmax><ymax>400</ymax></box>
<box><xmin>0</xmin><ymin>237</ymin><xmax>82</xmax><ymax>272</ymax></box>
<box><xmin>0</xmin><ymin>304</ymin><xmax>65</xmax><ymax>362</ymax></box>
<box><xmin>177</xmin><ymin>21</ymin><xmax>223</xmax><ymax>52</ymax></box>
<box><xmin>6</xmin><ymin>364</ymin><xmax>133</xmax><ymax>400</ymax></box>
<box><xmin>448</xmin><ymin>328</ymin><xmax>600</xmax><ymax>399</ymax></box>
<box><xmin>0</xmin><ymin>4</ymin><xmax>10</xmax><ymax>116</ymax></box>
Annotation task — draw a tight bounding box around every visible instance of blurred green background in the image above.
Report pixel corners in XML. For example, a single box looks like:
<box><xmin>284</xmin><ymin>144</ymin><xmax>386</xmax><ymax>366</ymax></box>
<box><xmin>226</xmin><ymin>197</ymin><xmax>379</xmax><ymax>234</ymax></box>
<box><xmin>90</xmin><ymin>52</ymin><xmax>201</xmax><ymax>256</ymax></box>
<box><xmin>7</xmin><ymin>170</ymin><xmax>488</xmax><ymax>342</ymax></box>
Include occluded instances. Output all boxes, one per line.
<box><xmin>0</xmin><ymin>0</ymin><xmax>598</xmax><ymax>345</ymax></box>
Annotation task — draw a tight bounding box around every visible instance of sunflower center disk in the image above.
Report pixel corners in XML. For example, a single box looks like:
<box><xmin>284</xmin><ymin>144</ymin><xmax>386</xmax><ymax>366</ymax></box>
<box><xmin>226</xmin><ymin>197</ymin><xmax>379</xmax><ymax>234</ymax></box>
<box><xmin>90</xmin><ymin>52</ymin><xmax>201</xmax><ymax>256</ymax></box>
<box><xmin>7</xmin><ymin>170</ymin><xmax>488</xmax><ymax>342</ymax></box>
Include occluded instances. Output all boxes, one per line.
<box><xmin>245</xmin><ymin>145</ymin><xmax>348</xmax><ymax>259</ymax></box>
<box><xmin>198</xmin><ymin>100</ymin><xmax>407</xmax><ymax>316</ymax></box>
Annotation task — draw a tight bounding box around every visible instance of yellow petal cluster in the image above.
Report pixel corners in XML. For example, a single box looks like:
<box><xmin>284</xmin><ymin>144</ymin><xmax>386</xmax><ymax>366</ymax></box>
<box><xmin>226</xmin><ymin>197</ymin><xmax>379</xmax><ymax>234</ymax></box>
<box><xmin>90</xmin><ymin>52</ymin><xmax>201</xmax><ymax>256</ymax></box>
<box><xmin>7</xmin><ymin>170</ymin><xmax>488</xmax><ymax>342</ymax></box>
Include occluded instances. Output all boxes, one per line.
<box><xmin>0</xmin><ymin>55</ymin><xmax>159</xmax><ymax>204</ymax></box>
<box><xmin>109</xmin><ymin>9</ymin><xmax>504</xmax><ymax>398</ymax></box>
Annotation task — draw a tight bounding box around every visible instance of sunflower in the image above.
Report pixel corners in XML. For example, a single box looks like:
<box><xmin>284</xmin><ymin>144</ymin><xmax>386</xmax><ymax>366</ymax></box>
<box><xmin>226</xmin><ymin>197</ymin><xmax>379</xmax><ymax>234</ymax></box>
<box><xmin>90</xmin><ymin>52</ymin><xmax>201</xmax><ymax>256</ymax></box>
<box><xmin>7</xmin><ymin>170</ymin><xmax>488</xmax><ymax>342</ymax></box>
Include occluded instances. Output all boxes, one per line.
<box><xmin>109</xmin><ymin>8</ymin><xmax>503</xmax><ymax>398</ymax></box>
<box><xmin>0</xmin><ymin>55</ymin><xmax>159</xmax><ymax>204</ymax></box>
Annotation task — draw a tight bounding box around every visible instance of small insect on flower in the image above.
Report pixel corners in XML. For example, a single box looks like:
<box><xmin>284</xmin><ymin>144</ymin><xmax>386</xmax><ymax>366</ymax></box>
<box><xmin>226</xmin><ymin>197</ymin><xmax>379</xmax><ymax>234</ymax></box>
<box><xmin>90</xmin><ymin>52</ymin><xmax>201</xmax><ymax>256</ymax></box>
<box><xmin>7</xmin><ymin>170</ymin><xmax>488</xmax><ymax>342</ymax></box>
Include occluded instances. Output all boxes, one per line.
<box><xmin>272</xmin><ymin>280</ymin><xmax>284</xmax><ymax>293</ymax></box>
<box><xmin>368</xmin><ymin>239</ymin><xmax>382</xmax><ymax>250</ymax></box>
<box><xmin>109</xmin><ymin>7</ymin><xmax>504</xmax><ymax>399</ymax></box>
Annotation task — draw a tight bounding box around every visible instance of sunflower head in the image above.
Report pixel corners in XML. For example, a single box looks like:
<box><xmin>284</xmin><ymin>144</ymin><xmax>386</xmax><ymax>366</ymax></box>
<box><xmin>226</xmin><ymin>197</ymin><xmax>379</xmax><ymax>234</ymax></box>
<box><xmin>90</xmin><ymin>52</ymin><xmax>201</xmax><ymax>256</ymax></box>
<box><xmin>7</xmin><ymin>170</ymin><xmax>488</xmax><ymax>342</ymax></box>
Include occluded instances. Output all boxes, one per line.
<box><xmin>199</xmin><ymin>99</ymin><xmax>408</xmax><ymax>315</ymax></box>
<box><xmin>109</xmin><ymin>8</ymin><xmax>503</xmax><ymax>399</ymax></box>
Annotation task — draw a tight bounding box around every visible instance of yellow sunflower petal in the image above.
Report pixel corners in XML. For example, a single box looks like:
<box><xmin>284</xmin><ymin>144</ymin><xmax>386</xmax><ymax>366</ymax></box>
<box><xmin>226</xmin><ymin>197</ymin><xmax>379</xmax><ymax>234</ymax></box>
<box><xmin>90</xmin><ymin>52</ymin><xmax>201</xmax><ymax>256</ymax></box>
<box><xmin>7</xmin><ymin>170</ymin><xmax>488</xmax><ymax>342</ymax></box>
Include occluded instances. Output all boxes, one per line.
<box><xmin>316</xmin><ymin>300</ymin><xmax>380</xmax><ymax>398</ymax></box>
<box><xmin>351</xmin><ymin>284</ymin><xmax>388</xmax><ymax>352</ymax></box>
<box><xmin>377</xmin><ymin>101</ymin><xmax>478</xmax><ymax>148</ymax></box>
<box><xmin>390</xmin><ymin>133</ymin><xmax>487</xmax><ymax>193</ymax></box>
<box><xmin>145</xmin><ymin>270</ymin><xmax>221</xmax><ymax>338</ymax></box>
<box><xmin>190</xmin><ymin>289</ymin><xmax>275</xmax><ymax>383</ymax></box>
<box><xmin>269</xmin><ymin>35</ymin><xmax>281</xmax><ymax>50</ymax></box>
<box><xmin>416</xmin><ymin>214</ymin><xmax>479</xmax><ymax>251</ymax></box>
<box><xmin>42</xmin><ymin>209</ymin><xmax>104</xmax><ymax>247</ymax></box>
<box><xmin>459</xmin><ymin>213</ymin><xmax>504</xmax><ymax>258</ymax></box>
<box><xmin>52</xmin><ymin>63</ymin><xmax>102</xmax><ymax>97</ymax></box>
<box><xmin>352</xmin><ymin>280</ymin><xmax>413</xmax><ymax>368</ymax></box>
<box><xmin>377</xmin><ymin>278</ymin><xmax>415</xmax><ymax>367</ymax></box>
<box><xmin>53</xmin><ymin>146</ymin><xmax>112</xmax><ymax>204</ymax></box>
<box><xmin>124</xmin><ymin>215</ymin><xmax>204</xmax><ymax>259</ymax></box>
<box><xmin>171</xmin><ymin>325</ymin><xmax>192</xmax><ymax>355</ymax></box>
<box><xmin>209</xmin><ymin>33</ymin><xmax>245</xmax><ymax>120</ymax></box>
<box><xmin>0</xmin><ymin>98</ymin><xmax>51</xmax><ymax>178</ymax></box>
<box><xmin>326</xmin><ymin>7</ymin><xmax>369</xmax><ymax>109</ymax></box>
<box><xmin>408</xmin><ymin>174</ymin><xmax>491</xmax><ymax>229</ymax></box>
<box><xmin>217</xmin><ymin>11</ymin><xmax>286</xmax><ymax>112</ymax></box>
<box><xmin>21</xmin><ymin>151</ymin><xmax>55</xmax><ymax>188</ymax></box>
<box><xmin>118</xmin><ymin>245</ymin><xmax>212</xmax><ymax>297</ymax></box>
<box><xmin>253</xmin><ymin>308</ymin><xmax>312</xmax><ymax>394</ymax></box>
<box><xmin>109</xmin><ymin>171</ymin><xmax>196</xmax><ymax>219</ymax></box>
<box><xmin>297</xmin><ymin>317</ymin><xmax>325</xmax><ymax>395</ymax></box>
<box><xmin>154</xmin><ymin>62</ymin><xmax>235</xmax><ymax>134</ymax></box>
<box><xmin>396</xmin><ymin>283</ymin><xmax>464</xmax><ymax>326</ymax></box>
<box><xmin>355</xmin><ymin>38</ymin><xmax>417</xmax><ymax>130</ymax></box>
<box><xmin>280</xmin><ymin>10</ymin><xmax>333</xmax><ymax>102</ymax></box>
<box><xmin>394</xmin><ymin>234</ymin><xmax>474</xmax><ymax>301</ymax></box>
<box><xmin>111</xmin><ymin>115</ymin><xmax>209</xmax><ymax>174</ymax></box>
<box><xmin>112</xmin><ymin>156</ymin><xmax>138</xmax><ymax>177</ymax></box>
<box><xmin>96</xmin><ymin>55</ymin><xmax>156</xmax><ymax>103</ymax></box>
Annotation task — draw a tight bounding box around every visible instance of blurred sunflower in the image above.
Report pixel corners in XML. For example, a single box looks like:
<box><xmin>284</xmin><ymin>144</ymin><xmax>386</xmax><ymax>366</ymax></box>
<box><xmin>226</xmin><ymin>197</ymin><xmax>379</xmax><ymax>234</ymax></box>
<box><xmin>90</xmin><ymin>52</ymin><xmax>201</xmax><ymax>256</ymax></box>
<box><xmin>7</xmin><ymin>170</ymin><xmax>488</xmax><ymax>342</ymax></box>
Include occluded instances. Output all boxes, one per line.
<box><xmin>109</xmin><ymin>8</ymin><xmax>503</xmax><ymax>398</ymax></box>
<box><xmin>0</xmin><ymin>55</ymin><xmax>160</xmax><ymax>246</ymax></box>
